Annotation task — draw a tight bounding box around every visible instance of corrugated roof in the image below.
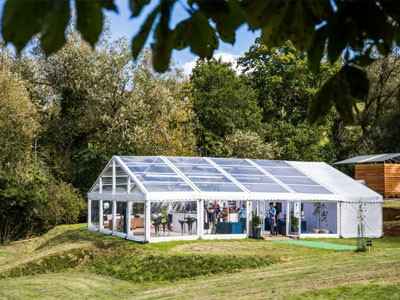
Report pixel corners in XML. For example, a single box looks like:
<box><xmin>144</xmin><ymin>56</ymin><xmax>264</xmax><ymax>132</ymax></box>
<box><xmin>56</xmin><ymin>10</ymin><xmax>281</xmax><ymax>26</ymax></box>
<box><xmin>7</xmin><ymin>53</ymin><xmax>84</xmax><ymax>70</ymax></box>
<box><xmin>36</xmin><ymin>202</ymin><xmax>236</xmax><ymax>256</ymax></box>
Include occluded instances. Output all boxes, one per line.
<box><xmin>334</xmin><ymin>153</ymin><xmax>400</xmax><ymax>165</ymax></box>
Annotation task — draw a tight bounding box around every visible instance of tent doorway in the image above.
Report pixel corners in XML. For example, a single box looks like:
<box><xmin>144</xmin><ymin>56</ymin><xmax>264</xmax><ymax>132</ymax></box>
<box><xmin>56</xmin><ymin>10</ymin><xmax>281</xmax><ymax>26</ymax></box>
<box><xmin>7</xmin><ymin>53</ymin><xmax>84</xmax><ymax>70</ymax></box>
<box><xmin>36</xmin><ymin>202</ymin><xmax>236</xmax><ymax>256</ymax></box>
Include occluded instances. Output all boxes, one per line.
<box><xmin>253</xmin><ymin>201</ymin><xmax>287</xmax><ymax>237</ymax></box>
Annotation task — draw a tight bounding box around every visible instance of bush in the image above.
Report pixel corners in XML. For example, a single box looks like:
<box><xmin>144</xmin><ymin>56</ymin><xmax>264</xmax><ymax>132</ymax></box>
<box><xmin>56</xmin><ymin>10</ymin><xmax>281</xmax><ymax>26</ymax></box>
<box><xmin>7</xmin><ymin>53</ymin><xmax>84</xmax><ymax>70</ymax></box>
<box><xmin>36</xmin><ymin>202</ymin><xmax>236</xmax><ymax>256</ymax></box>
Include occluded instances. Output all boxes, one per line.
<box><xmin>0</xmin><ymin>164</ymin><xmax>84</xmax><ymax>244</ymax></box>
<box><xmin>0</xmin><ymin>248</ymin><xmax>95</xmax><ymax>278</ymax></box>
<box><xmin>90</xmin><ymin>253</ymin><xmax>274</xmax><ymax>282</ymax></box>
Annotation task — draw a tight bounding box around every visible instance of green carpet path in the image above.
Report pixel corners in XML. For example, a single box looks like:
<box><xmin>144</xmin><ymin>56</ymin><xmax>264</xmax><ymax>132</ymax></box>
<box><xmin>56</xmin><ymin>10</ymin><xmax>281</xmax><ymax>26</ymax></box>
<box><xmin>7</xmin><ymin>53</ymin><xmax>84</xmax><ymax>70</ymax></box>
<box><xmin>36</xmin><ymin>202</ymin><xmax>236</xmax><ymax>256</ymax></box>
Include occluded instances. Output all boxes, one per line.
<box><xmin>272</xmin><ymin>240</ymin><xmax>357</xmax><ymax>251</ymax></box>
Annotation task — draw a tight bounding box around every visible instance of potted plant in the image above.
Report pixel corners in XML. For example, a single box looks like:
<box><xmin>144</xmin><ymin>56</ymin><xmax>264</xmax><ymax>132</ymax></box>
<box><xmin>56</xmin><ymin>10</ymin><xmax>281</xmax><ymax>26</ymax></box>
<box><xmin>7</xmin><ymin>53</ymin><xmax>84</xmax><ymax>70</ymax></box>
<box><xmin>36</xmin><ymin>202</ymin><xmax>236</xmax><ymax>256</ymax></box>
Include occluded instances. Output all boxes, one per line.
<box><xmin>251</xmin><ymin>212</ymin><xmax>262</xmax><ymax>239</ymax></box>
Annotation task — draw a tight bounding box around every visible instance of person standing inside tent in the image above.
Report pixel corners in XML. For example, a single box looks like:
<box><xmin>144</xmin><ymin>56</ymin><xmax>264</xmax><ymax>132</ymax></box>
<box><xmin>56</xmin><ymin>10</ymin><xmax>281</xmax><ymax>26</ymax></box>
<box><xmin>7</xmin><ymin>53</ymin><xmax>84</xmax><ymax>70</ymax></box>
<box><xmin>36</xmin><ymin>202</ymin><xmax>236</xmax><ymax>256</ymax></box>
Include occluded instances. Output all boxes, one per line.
<box><xmin>269</xmin><ymin>203</ymin><xmax>277</xmax><ymax>236</ymax></box>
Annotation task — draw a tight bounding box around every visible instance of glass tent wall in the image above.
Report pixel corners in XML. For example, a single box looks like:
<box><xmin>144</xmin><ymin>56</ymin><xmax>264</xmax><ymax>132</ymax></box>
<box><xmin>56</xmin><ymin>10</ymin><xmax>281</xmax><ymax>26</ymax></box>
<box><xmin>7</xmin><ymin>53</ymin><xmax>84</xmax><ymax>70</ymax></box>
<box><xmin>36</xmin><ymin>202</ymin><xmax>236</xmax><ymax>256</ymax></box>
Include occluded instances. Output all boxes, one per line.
<box><xmin>87</xmin><ymin>156</ymin><xmax>349</xmax><ymax>242</ymax></box>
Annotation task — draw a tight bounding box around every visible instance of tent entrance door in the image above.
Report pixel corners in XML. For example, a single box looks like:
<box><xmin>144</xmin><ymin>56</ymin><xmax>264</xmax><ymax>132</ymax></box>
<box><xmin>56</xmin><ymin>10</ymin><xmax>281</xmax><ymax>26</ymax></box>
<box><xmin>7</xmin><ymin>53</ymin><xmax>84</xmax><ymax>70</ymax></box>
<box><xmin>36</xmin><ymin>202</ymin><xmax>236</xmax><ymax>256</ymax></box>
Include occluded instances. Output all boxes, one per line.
<box><xmin>287</xmin><ymin>201</ymin><xmax>301</xmax><ymax>237</ymax></box>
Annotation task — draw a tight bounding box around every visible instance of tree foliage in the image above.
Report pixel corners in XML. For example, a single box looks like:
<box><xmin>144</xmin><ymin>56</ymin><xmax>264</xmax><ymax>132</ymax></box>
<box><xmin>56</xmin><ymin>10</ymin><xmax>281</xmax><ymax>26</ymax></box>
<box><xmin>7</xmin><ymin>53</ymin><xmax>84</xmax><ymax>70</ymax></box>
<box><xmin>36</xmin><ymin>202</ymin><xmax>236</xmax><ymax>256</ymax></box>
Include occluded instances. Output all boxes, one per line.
<box><xmin>19</xmin><ymin>35</ymin><xmax>196</xmax><ymax>193</ymax></box>
<box><xmin>191</xmin><ymin>59</ymin><xmax>262</xmax><ymax>156</ymax></box>
<box><xmin>239</xmin><ymin>41</ymin><xmax>338</xmax><ymax>162</ymax></box>
<box><xmin>0</xmin><ymin>65</ymin><xmax>38</xmax><ymax>170</ymax></box>
<box><xmin>224</xmin><ymin>130</ymin><xmax>276</xmax><ymax>159</ymax></box>
<box><xmin>2</xmin><ymin>0</ymin><xmax>399</xmax><ymax>120</ymax></box>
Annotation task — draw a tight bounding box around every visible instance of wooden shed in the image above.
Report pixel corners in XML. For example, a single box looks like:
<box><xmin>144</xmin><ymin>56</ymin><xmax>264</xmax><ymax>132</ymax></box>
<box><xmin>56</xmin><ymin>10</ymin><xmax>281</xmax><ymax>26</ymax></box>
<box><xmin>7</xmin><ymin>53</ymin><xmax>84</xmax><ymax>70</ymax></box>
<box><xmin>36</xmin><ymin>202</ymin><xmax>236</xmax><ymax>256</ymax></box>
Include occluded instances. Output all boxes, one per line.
<box><xmin>335</xmin><ymin>154</ymin><xmax>400</xmax><ymax>199</ymax></box>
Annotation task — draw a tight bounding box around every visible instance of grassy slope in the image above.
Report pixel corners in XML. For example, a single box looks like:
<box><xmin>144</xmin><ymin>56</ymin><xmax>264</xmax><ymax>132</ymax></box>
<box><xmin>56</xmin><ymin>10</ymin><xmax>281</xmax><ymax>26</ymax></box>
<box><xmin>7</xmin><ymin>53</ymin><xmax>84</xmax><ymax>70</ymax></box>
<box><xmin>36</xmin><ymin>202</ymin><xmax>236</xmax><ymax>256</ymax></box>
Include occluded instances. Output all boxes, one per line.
<box><xmin>0</xmin><ymin>224</ymin><xmax>399</xmax><ymax>300</ymax></box>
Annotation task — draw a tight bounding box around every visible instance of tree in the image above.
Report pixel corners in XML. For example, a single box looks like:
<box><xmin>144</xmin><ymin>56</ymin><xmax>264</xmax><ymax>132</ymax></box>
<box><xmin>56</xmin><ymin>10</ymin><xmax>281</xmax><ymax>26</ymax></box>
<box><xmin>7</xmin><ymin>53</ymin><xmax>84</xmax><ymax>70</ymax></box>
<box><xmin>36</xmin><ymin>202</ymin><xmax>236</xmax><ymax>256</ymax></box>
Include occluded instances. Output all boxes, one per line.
<box><xmin>190</xmin><ymin>59</ymin><xmax>262</xmax><ymax>156</ymax></box>
<box><xmin>332</xmin><ymin>54</ymin><xmax>400</xmax><ymax>158</ymax></box>
<box><xmin>0</xmin><ymin>163</ymin><xmax>84</xmax><ymax>244</ymax></box>
<box><xmin>224</xmin><ymin>130</ymin><xmax>276</xmax><ymax>159</ymax></box>
<box><xmin>239</xmin><ymin>40</ymin><xmax>339</xmax><ymax>124</ymax></box>
<box><xmin>239</xmin><ymin>42</ymin><xmax>338</xmax><ymax>162</ymax></box>
<box><xmin>2</xmin><ymin>0</ymin><xmax>398</xmax><ymax>121</ymax></box>
<box><xmin>21</xmin><ymin>35</ymin><xmax>196</xmax><ymax>192</ymax></box>
<box><xmin>0</xmin><ymin>64</ymin><xmax>38</xmax><ymax>171</ymax></box>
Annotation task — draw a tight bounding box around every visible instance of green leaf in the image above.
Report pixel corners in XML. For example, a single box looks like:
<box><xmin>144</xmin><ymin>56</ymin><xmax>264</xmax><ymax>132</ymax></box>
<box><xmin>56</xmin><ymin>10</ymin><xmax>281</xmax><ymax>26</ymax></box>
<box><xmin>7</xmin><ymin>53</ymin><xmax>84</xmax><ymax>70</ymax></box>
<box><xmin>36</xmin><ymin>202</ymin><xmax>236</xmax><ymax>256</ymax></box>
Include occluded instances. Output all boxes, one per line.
<box><xmin>307</xmin><ymin>26</ymin><xmax>327</xmax><ymax>73</ymax></box>
<box><xmin>308</xmin><ymin>77</ymin><xmax>335</xmax><ymax>124</ymax></box>
<box><xmin>151</xmin><ymin>0</ymin><xmax>175</xmax><ymax>72</ymax></box>
<box><xmin>1</xmin><ymin>0</ymin><xmax>50</xmax><ymax>52</ymax></box>
<box><xmin>191</xmin><ymin>0</ymin><xmax>244</xmax><ymax>44</ymax></box>
<box><xmin>75</xmin><ymin>0</ymin><xmax>104</xmax><ymax>47</ymax></box>
<box><xmin>173</xmin><ymin>11</ymin><xmax>218</xmax><ymax>58</ymax></box>
<box><xmin>131</xmin><ymin>7</ymin><xmax>159</xmax><ymax>59</ymax></box>
<box><xmin>309</xmin><ymin>65</ymin><xmax>369</xmax><ymax>124</ymax></box>
<box><xmin>129</xmin><ymin>0</ymin><xmax>151</xmax><ymax>17</ymax></box>
<box><xmin>342</xmin><ymin>64</ymin><xmax>369</xmax><ymax>100</ymax></box>
<box><xmin>41</xmin><ymin>0</ymin><xmax>71</xmax><ymax>55</ymax></box>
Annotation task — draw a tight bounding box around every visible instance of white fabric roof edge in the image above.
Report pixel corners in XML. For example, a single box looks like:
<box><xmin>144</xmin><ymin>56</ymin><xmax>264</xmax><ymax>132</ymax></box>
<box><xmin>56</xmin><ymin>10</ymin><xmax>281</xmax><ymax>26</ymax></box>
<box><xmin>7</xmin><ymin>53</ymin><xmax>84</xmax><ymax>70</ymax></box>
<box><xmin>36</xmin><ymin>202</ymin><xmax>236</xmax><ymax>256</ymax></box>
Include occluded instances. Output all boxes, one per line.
<box><xmin>288</xmin><ymin>161</ymin><xmax>383</xmax><ymax>203</ymax></box>
<box><xmin>88</xmin><ymin>155</ymin><xmax>383</xmax><ymax>203</ymax></box>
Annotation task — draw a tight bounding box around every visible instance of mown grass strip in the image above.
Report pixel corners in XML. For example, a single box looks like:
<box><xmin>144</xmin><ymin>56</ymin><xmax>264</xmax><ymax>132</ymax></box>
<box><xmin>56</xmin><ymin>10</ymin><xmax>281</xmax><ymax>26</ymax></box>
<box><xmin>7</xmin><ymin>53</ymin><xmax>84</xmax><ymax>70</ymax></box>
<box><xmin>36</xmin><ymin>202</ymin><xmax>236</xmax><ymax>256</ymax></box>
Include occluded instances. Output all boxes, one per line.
<box><xmin>289</xmin><ymin>283</ymin><xmax>400</xmax><ymax>299</ymax></box>
<box><xmin>272</xmin><ymin>240</ymin><xmax>357</xmax><ymax>251</ymax></box>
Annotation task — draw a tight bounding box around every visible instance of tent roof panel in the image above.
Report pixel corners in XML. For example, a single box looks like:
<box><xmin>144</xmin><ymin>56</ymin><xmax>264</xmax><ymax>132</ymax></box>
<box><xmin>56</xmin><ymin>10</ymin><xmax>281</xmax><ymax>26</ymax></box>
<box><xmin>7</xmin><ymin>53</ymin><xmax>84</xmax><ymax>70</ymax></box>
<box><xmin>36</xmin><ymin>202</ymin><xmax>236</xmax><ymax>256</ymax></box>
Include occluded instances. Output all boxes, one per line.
<box><xmin>88</xmin><ymin>156</ymin><xmax>382</xmax><ymax>202</ymax></box>
<box><xmin>335</xmin><ymin>153</ymin><xmax>400</xmax><ymax>164</ymax></box>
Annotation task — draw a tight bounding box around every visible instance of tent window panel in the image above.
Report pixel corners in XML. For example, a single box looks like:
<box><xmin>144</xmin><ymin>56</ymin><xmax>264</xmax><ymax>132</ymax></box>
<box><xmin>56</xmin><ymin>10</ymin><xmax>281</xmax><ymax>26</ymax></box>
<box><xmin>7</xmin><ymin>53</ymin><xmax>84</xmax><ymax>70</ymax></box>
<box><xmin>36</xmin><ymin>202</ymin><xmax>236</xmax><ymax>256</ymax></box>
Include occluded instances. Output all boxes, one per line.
<box><xmin>128</xmin><ymin>164</ymin><xmax>174</xmax><ymax>174</ymax></box>
<box><xmin>188</xmin><ymin>175</ymin><xmax>231</xmax><ymax>183</ymax></box>
<box><xmin>204</xmin><ymin>200</ymin><xmax>247</xmax><ymax>235</ymax></box>
<box><xmin>302</xmin><ymin>202</ymin><xmax>337</xmax><ymax>234</ymax></box>
<box><xmin>233</xmin><ymin>175</ymin><xmax>275</xmax><ymax>184</ymax></box>
<box><xmin>150</xmin><ymin>201</ymin><xmax>197</xmax><ymax>238</ymax></box>
<box><xmin>289</xmin><ymin>185</ymin><xmax>332</xmax><ymax>194</ymax></box>
<box><xmin>194</xmin><ymin>183</ymin><xmax>242</xmax><ymax>192</ymax></box>
<box><xmin>115</xmin><ymin>185</ymin><xmax>127</xmax><ymax>192</ymax></box>
<box><xmin>262</xmin><ymin>167</ymin><xmax>305</xmax><ymax>177</ymax></box>
<box><xmin>211</xmin><ymin>158</ymin><xmax>251</xmax><ymax>166</ymax></box>
<box><xmin>277</xmin><ymin>176</ymin><xmax>318</xmax><ymax>185</ymax></box>
<box><xmin>142</xmin><ymin>182</ymin><xmax>193</xmax><ymax>192</ymax></box>
<box><xmin>176</xmin><ymin>165</ymin><xmax>221</xmax><ymax>175</ymax></box>
<box><xmin>102</xmin><ymin>177</ymin><xmax>113</xmax><ymax>185</ymax></box>
<box><xmin>102</xmin><ymin>185</ymin><xmax>113</xmax><ymax>192</ymax></box>
<box><xmin>131</xmin><ymin>202</ymin><xmax>145</xmax><ymax>236</ymax></box>
<box><xmin>102</xmin><ymin>200</ymin><xmax>113</xmax><ymax>230</ymax></box>
<box><xmin>103</xmin><ymin>166</ymin><xmax>113</xmax><ymax>176</ymax></box>
<box><xmin>252</xmin><ymin>160</ymin><xmax>290</xmax><ymax>167</ymax></box>
<box><xmin>90</xmin><ymin>200</ymin><xmax>100</xmax><ymax>228</ymax></box>
<box><xmin>116</xmin><ymin>177</ymin><xmax>128</xmax><ymax>184</ymax></box>
<box><xmin>243</xmin><ymin>183</ymin><xmax>288</xmax><ymax>193</ymax></box>
<box><xmin>168</xmin><ymin>157</ymin><xmax>206</xmax><ymax>165</ymax></box>
<box><xmin>115</xmin><ymin>166</ymin><xmax>126</xmax><ymax>176</ymax></box>
<box><xmin>116</xmin><ymin>202</ymin><xmax>127</xmax><ymax>233</ymax></box>
<box><xmin>136</xmin><ymin>174</ymin><xmax>184</xmax><ymax>183</ymax></box>
<box><xmin>222</xmin><ymin>166</ymin><xmax>264</xmax><ymax>175</ymax></box>
<box><xmin>122</xmin><ymin>156</ymin><xmax>163</xmax><ymax>164</ymax></box>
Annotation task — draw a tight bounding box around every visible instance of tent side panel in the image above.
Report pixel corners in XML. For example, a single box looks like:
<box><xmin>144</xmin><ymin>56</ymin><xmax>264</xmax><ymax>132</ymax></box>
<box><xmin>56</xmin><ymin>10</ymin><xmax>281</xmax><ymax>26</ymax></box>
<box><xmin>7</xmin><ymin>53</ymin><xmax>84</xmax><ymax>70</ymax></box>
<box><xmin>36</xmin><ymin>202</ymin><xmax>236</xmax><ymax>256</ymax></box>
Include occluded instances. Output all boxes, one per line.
<box><xmin>340</xmin><ymin>202</ymin><xmax>383</xmax><ymax>238</ymax></box>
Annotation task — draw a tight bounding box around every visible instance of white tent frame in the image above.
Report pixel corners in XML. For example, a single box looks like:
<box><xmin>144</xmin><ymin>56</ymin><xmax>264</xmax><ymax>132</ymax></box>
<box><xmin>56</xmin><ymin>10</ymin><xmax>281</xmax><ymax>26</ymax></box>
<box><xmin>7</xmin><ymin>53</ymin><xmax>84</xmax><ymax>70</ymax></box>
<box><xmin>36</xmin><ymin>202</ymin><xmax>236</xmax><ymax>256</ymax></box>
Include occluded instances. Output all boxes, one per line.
<box><xmin>87</xmin><ymin>156</ymin><xmax>383</xmax><ymax>243</ymax></box>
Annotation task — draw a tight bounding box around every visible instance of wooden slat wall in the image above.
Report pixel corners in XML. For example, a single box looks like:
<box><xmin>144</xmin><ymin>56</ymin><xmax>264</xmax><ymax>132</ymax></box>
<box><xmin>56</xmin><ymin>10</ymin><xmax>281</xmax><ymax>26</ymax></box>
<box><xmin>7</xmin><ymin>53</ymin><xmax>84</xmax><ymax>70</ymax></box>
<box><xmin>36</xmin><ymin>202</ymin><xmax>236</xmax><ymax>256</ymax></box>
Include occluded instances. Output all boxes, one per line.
<box><xmin>355</xmin><ymin>163</ymin><xmax>400</xmax><ymax>198</ymax></box>
<box><xmin>384</xmin><ymin>164</ymin><xmax>400</xmax><ymax>198</ymax></box>
<box><xmin>355</xmin><ymin>164</ymin><xmax>384</xmax><ymax>195</ymax></box>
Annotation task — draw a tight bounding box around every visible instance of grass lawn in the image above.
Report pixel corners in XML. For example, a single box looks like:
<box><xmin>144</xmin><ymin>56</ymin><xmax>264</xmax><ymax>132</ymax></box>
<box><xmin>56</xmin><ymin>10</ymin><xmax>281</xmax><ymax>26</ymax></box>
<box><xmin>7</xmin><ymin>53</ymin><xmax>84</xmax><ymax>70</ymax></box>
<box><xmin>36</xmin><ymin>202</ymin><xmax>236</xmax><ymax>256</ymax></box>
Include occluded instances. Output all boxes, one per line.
<box><xmin>0</xmin><ymin>224</ymin><xmax>399</xmax><ymax>299</ymax></box>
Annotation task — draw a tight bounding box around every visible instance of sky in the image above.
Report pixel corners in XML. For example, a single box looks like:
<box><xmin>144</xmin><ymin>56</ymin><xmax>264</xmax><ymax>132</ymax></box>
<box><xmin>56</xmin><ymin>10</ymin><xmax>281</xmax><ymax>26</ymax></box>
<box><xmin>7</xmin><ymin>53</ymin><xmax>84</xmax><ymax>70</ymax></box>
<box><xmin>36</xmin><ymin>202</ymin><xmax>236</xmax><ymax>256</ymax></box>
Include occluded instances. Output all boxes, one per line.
<box><xmin>0</xmin><ymin>0</ymin><xmax>259</xmax><ymax>75</ymax></box>
<box><xmin>106</xmin><ymin>0</ymin><xmax>259</xmax><ymax>74</ymax></box>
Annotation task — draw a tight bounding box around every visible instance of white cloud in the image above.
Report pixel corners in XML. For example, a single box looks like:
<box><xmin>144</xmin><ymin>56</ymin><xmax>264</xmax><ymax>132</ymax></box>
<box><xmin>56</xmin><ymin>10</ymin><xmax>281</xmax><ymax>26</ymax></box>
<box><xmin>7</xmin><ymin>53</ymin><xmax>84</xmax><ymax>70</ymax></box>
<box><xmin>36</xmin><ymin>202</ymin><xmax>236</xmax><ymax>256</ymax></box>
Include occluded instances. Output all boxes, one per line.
<box><xmin>181</xmin><ymin>52</ymin><xmax>241</xmax><ymax>76</ymax></box>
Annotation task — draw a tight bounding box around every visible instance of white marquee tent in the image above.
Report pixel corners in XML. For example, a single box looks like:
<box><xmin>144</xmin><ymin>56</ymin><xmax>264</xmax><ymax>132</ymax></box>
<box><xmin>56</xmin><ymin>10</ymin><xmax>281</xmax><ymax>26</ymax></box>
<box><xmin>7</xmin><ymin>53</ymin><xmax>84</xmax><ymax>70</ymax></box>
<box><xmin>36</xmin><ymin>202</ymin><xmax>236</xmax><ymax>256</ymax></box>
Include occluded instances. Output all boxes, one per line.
<box><xmin>87</xmin><ymin>156</ymin><xmax>383</xmax><ymax>243</ymax></box>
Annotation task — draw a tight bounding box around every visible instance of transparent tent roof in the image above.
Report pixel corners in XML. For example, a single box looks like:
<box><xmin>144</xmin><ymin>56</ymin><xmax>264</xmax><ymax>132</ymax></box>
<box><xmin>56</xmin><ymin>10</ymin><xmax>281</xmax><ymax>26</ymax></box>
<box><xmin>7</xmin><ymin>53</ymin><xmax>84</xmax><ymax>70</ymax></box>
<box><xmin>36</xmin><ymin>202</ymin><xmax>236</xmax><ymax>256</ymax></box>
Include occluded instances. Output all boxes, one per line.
<box><xmin>88</xmin><ymin>156</ymin><xmax>382</xmax><ymax>202</ymax></box>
